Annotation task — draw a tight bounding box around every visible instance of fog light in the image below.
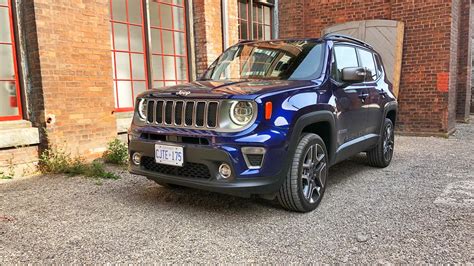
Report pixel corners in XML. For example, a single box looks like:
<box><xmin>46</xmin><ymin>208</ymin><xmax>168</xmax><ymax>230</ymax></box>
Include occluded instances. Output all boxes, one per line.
<box><xmin>219</xmin><ymin>163</ymin><xmax>232</xmax><ymax>179</ymax></box>
<box><xmin>132</xmin><ymin>152</ymin><xmax>141</xmax><ymax>165</ymax></box>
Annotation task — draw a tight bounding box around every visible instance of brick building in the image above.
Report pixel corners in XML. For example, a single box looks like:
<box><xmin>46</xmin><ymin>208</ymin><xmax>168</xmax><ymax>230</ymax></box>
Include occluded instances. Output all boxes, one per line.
<box><xmin>0</xmin><ymin>0</ymin><xmax>472</xmax><ymax>174</ymax></box>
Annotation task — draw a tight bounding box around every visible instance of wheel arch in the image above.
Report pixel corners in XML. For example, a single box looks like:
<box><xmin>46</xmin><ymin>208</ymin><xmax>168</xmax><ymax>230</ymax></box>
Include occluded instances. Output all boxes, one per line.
<box><xmin>381</xmin><ymin>101</ymin><xmax>398</xmax><ymax>134</ymax></box>
<box><xmin>288</xmin><ymin>110</ymin><xmax>337</xmax><ymax>166</ymax></box>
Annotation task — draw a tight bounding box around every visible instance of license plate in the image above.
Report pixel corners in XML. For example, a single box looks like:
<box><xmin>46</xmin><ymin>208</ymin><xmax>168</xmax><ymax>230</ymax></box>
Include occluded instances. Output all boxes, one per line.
<box><xmin>155</xmin><ymin>144</ymin><xmax>184</xmax><ymax>167</ymax></box>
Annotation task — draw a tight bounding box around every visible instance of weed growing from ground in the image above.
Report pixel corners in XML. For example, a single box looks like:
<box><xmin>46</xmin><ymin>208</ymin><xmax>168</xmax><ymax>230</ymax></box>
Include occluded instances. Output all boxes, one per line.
<box><xmin>102</xmin><ymin>139</ymin><xmax>128</xmax><ymax>166</ymax></box>
<box><xmin>39</xmin><ymin>147</ymin><xmax>120</xmax><ymax>180</ymax></box>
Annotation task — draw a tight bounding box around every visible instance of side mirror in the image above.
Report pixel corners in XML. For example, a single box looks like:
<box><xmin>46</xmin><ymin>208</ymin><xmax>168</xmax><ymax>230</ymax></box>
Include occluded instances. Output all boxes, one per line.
<box><xmin>341</xmin><ymin>67</ymin><xmax>367</xmax><ymax>83</ymax></box>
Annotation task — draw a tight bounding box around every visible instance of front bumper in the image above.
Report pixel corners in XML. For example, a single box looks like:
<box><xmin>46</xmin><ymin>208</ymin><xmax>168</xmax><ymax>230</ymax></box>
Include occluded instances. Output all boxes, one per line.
<box><xmin>128</xmin><ymin>137</ymin><xmax>288</xmax><ymax>198</ymax></box>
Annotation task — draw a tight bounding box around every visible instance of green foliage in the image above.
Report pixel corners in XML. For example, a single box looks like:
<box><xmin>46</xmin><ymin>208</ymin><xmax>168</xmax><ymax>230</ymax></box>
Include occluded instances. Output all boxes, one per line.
<box><xmin>0</xmin><ymin>171</ymin><xmax>13</xmax><ymax>179</ymax></box>
<box><xmin>39</xmin><ymin>148</ymin><xmax>71</xmax><ymax>174</ymax></box>
<box><xmin>103</xmin><ymin>139</ymin><xmax>128</xmax><ymax>165</ymax></box>
<box><xmin>39</xmin><ymin>148</ymin><xmax>120</xmax><ymax>180</ymax></box>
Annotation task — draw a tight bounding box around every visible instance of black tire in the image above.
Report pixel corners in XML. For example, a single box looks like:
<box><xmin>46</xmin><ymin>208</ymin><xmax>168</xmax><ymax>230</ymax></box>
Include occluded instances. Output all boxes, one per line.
<box><xmin>277</xmin><ymin>133</ymin><xmax>329</xmax><ymax>213</ymax></box>
<box><xmin>367</xmin><ymin>118</ymin><xmax>394</xmax><ymax>168</ymax></box>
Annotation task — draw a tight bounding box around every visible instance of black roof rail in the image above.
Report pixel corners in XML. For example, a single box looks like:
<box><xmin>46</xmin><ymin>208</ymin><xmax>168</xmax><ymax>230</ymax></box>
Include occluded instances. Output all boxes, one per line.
<box><xmin>322</xmin><ymin>33</ymin><xmax>373</xmax><ymax>49</ymax></box>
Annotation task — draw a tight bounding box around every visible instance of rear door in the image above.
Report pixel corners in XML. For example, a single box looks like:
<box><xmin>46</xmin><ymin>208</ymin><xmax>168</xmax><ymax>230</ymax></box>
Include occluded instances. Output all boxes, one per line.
<box><xmin>331</xmin><ymin>45</ymin><xmax>368</xmax><ymax>147</ymax></box>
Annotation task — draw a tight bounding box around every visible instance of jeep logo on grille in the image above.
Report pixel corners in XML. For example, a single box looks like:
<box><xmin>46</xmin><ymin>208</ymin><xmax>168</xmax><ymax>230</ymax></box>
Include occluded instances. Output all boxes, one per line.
<box><xmin>176</xmin><ymin>90</ymin><xmax>191</xmax><ymax>96</ymax></box>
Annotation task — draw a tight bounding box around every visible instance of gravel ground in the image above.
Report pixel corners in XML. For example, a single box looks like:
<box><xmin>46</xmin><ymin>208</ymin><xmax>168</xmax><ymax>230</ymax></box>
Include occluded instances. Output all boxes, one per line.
<box><xmin>1</xmin><ymin>121</ymin><xmax>473</xmax><ymax>264</ymax></box>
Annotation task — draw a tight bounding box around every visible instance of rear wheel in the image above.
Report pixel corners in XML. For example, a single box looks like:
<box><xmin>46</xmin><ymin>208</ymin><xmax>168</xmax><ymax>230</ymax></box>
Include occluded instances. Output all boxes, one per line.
<box><xmin>277</xmin><ymin>133</ymin><xmax>328</xmax><ymax>212</ymax></box>
<box><xmin>367</xmin><ymin>118</ymin><xmax>394</xmax><ymax>168</ymax></box>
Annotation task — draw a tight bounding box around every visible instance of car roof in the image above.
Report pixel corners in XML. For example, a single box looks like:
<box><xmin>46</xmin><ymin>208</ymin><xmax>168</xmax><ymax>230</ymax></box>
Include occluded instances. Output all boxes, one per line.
<box><xmin>238</xmin><ymin>34</ymin><xmax>373</xmax><ymax>50</ymax></box>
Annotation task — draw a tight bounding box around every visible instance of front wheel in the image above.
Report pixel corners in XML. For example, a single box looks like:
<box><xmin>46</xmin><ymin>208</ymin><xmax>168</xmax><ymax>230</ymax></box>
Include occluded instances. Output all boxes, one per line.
<box><xmin>277</xmin><ymin>133</ymin><xmax>329</xmax><ymax>213</ymax></box>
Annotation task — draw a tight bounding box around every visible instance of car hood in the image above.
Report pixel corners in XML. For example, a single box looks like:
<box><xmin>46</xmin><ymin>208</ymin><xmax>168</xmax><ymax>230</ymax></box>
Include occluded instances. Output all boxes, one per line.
<box><xmin>139</xmin><ymin>80</ymin><xmax>319</xmax><ymax>99</ymax></box>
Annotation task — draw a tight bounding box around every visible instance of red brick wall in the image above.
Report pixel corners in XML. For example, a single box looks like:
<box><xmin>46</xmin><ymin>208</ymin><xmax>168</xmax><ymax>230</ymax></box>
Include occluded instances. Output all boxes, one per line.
<box><xmin>193</xmin><ymin>0</ymin><xmax>223</xmax><ymax>77</ymax></box>
<box><xmin>24</xmin><ymin>0</ymin><xmax>117</xmax><ymax>159</ymax></box>
<box><xmin>456</xmin><ymin>0</ymin><xmax>472</xmax><ymax>121</ymax></box>
<box><xmin>279</xmin><ymin>0</ymin><xmax>464</xmax><ymax>136</ymax></box>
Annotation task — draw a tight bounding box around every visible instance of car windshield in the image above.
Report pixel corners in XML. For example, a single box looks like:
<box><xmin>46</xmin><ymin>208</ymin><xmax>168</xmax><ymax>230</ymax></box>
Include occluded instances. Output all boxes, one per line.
<box><xmin>201</xmin><ymin>40</ymin><xmax>325</xmax><ymax>81</ymax></box>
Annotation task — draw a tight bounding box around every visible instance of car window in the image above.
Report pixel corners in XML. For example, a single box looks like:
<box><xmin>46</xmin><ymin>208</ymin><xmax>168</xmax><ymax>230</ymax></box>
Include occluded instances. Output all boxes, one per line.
<box><xmin>374</xmin><ymin>54</ymin><xmax>383</xmax><ymax>77</ymax></box>
<box><xmin>201</xmin><ymin>41</ymin><xmax>325</xmax><ymax>81</ymax></box>
<box><xmin>358</xmin><ymin>48</ymin><xmax>377</xmax><ymax>81</ymax></box>
<box><xmin>332</xmin><ymin>45</ymin><xmax>359</xmax><ymax>82</ymax></box>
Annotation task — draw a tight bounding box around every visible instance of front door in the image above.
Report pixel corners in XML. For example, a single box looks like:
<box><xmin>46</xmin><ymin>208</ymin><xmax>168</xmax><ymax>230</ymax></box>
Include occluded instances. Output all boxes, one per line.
<box><xmin>330</xmin><ymin>45</ymin><xmax>368</xmax><ymax>148</ymax></box>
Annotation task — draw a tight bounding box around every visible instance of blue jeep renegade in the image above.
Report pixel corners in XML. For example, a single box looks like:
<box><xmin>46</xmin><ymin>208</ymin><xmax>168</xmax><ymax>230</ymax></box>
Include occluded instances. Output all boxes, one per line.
<box><xmin>128</xmin><ymin>34</ymin><xmax>398</xmax><ymax>212</ymax></box>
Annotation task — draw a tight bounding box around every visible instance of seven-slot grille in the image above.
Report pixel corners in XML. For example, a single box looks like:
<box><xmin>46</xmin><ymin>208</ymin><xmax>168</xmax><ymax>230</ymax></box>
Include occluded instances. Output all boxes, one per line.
<box><xmin>146</xmin><ymin>99</ymin><xmax>220</xmax><ymax>129</ymax></box>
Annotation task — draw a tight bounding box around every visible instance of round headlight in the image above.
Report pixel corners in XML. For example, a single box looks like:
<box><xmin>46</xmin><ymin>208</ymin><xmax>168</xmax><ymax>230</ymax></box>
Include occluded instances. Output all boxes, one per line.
<box><xmin>137</xmin><ymin>98</ymin><xmax>147</xmax><ymax>120</ymax></box>
<box><xmin>230</xmin><ymin>101</ymin><xmax>254</xmax><ymax>126</ymax></box>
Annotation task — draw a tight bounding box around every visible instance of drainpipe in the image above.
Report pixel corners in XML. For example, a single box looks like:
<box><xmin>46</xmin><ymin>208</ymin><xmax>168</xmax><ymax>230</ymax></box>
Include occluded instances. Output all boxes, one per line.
<box><xmin>221</xmin><ymin>0</ymin><xmax>229</xmax><ymax>50</ymax></box>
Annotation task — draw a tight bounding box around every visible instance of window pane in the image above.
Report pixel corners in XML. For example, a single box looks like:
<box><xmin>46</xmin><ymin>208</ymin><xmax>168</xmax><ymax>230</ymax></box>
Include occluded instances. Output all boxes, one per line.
<box><xmin>160</xmin><ymin>4</ymin><xmax>172</xmax><ymax>29</ymax></box>
<box><xmin>174</xmin><ymin>32</ymin><xmax>185</xmax><ymax>55</ymax></box>
<box><xmin>334</xmin><ymin>46</ymin><xmax>358</xmax><ymax>70</ymax></box>
<box><xmin>150</xmin><ymin>29</ymin><xmax>162</xmax><ymax>53</ymax></box>
<box><xmin>115</xmin><ymin>52</ymin><xmax>131</xmax><ymax>79</ymax></box>
<box><xmin>153</xmin><ymin>80</ymin><xmax>165</xmax><ymax>88</ymax></box>
<box><xmin>239</xmin><ymin>0</ymin><xmax>247</xmax><ymax>20</ymax></box>
<box><xmin>131</xmin><ymin>53</ymin><xmax>145</xmax><ymax>80</ymax></box>
<box><xmin>257</xmin><ymin>24</ymin><xmax>263</xmax><ymax>39</ymax></box>
<box><xmin>173</xmin><ymin>7</ymin><xmax>184</xmax><ymax>30</ymax></box>
<box><xmin>240</xmin><ymin>22</ymin><xmax>248</xmax><ymax>40</ymax></box>
<box><xmin>163</xmin><ymin>56</ymin><xmax>176</xmax><ymax>80</ymax></box>
<box><xmin>165</xmin><ymin>81</ymin><xmax>177</xmax><ymax>86</ymax></box>
<box><xmin>0</xmin><ymin>0</ymin><xmax>8</xmax><ymax>5</ymax></box>
<box><xmin>263</xmin><ymin>6</ymin><xmax>271</xmax><ymax>25</ymax></box>
<box><xmin>112</xmin><ymin>0</ymin><xmax>126</xmax><ymax>21</ymax></box>
<box><xmin>0</xmin><ymin>81</ymin><xmax>19</xmax><ymax>117</ymax></box>
<box><xmin>128</xmin><ymin>0</ymin><xmax>142</xmax><ymax>24</ymax></box>
<box><xmin>0</xmin><ymin>8</ymin><xmax>11</xmax><ymax>43</ymax></box>
<box><xmin>162</xmin><ymin>30</ymin><xmax>173</xmax><ymax>54</ymax></box>
<box><xmin>149</xmin><ymin>1</ymin><xmax>160</xmax><ymax>27</ymax></box>
<box><xmin>176</xmin><ymin>57</ymin><xmax>187</xmax><ymax>80</ymax></box>
<box><xmin>257</xmin><ymin>6</ymin><xmax>263</xmax><ymax>23</ymax></box>
<box><xmin>129</xmin><ymin>26</ymin><xmax>143</xmax><ymax>52</ymax></box>
<box><xmin>253</xmin><ymin>23</ymin><xmax>258</xmax><ymax>39</ymax></box>
<box><xmin>117</xmin><ymin>81</ymin><xmax>133</xmax><ymax>108</ymax></box>
<box><xmin>152</xmin><ymin>55</ymin><xmax>163</xmax><ymax>80</ymax></box>
<box><xmin>264</xmin><ymin>25</ymin><xmax>271</xmax><ymax>40</ymax></box>
<box><xmin>133</xmin><ymin>81</ymin><xmax>146</xmax><ymax>101</ymax></box>
<box><xmin>358</xmin><ymin>49</ymin><xmax>376</xmax><ymax>80</ymax></box>
<box><xmin>113</xmin><ymin>23</ymin><xmax>128</xmax><ymax>50</ymax></box>
<box><xmin>0</xmin><ymin>44</ymin><xmax>14</xmax><ymax>78</ymax></box>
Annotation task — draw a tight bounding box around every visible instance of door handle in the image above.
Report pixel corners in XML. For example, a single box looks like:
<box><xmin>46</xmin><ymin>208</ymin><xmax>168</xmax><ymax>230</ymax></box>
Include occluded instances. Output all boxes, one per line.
<box><xmin>378</xmin><ymin>90</ymin><xmax>387</xmax><ymax>96</ymax></box>
<box><xmin>358</xmin><ymin>93</ymin><xmax>369</xmax><ymax>99</ymax></box>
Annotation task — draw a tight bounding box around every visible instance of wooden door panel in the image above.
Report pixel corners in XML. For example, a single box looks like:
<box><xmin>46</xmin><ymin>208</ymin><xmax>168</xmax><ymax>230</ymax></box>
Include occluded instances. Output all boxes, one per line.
<box><xmin>323</xmin><ymin>20</ymin><xmax>404</xmax><ymax>97</ymax></box>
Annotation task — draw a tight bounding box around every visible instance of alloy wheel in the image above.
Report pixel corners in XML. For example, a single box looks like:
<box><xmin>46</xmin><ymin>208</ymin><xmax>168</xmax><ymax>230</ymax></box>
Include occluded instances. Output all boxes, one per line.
<box><xmin>383</xmin><ymin>123</ymin><xmax>394</xmax><ymax>162</ymax></box>
<box><xmin>301</xmin><ymin>144</ymin><xmax>327</xmax><ymax>204</ymax></box>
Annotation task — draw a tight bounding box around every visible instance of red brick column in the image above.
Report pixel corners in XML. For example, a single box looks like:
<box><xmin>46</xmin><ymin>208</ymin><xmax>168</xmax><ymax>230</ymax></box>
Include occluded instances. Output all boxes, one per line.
<box><xmin>193</xmin><ymin>0</ymin><xmax>223</xmax><ymax>77</ymax></box>
<box><xmin>456</xmin><ymin>0</ymin><xmax>472</xmax><ymax>122</ymax></box>
<box><xmin>27</xmin><ymin>0</ymin><xmax>117</xmax><ymax>159</ymax></box>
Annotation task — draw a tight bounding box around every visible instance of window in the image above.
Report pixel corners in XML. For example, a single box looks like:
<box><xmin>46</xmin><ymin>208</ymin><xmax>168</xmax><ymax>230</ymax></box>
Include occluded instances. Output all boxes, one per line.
<box><xmin>109</xmin><ymin>0</ymin><xmax>188</xmax><ymax>112</ymax></box>
<box><xmin>238</xmin><ymin>0</ymin><xmax>273</xmax><ymax>41</ymax></box>
<box><xmin>148</xmin><ymin>0</ymin><xmax>188</xmax><ymax>88</ymax></box>
<box><xmin>358</xmin><ymin>48</ymin><xmax>376</xmax><ymax>81</ymax></box>
<box><xmin>203</xmin><ymin>41</ymin><xmax>324</xmax><ymax>81</ymax></box>
<box><xmin>0</xmin><ymin>0</ymin><xmax>22</xmax><ymax>121</ymax></box>
<box><xmin>332</xmin><ymin>45</ymin><xmax>358</xmax><ymax>82</ymax></box>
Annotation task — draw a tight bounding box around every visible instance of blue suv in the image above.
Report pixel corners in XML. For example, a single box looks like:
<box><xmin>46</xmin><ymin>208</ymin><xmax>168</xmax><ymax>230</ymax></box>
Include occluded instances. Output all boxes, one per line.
<box><xmin>128</xmin><ymin>34</ymin><xmax>397</xmax><ymax>212</ymax></box>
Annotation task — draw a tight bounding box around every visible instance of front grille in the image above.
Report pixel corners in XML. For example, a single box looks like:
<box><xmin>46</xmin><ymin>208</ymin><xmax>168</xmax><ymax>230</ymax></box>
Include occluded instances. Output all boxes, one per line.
<box><xmin>141</xmin><ymin>156</ymin><xmax>211</xmax><ymax>179</ymax></box>
<box><xmin>145</xmin><ymin>99</ymin><xmax>220</xmax><ymax>129</ymax></box>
